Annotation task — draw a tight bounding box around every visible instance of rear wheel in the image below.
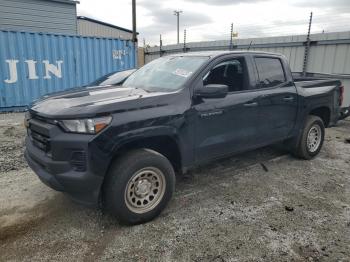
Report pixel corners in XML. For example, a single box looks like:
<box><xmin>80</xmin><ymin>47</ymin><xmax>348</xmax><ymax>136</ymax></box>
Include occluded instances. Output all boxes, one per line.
<box><xmin>103</xmin><ymin>149</ymin><xmax>175</xmax><ymax>224</ymax></box>
<box><xmin>294</xmin><ymin>115</ymin><xmax>325</xmax><ymax>159</ymax></box>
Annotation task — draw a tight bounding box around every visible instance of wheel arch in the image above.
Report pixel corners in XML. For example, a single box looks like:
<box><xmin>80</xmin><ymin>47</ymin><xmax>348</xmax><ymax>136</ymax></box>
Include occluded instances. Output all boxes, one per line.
<box><xmin>309</xmin><ymin>106</ymin><xmax>331</xmax><ymax>127</ymax></box>
<box><xmin>106</xmin><ymin>125</ymin><xmax>183</xmax><ymax>176</ymax></box>
<box><xmin>115</xmin><ymin>136</ymin><xmax>182</xmax><ymax>172</ymax></box>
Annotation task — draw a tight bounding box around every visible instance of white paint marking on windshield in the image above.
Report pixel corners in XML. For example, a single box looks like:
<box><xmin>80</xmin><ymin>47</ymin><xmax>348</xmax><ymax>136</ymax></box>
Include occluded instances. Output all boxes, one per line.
<box><xmin>173</xmin><ymin>68</ymin><xmax>193</xmax><ymax>78</ymax></box>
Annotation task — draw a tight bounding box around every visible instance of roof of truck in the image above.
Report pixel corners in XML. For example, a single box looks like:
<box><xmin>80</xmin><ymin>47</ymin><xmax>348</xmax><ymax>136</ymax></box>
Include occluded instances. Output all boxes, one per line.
<box><xmin>170</xmin><ymin>50</ymin><xmax>284</xmax><ymax>58</ymax></box>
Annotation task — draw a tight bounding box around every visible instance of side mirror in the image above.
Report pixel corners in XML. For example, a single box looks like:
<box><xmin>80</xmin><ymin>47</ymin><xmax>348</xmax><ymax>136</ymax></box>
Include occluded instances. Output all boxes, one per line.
<box><xmin>194</xmin><ymin>84</ymin><xmax>228</xmax><ymax>99</ymax></box>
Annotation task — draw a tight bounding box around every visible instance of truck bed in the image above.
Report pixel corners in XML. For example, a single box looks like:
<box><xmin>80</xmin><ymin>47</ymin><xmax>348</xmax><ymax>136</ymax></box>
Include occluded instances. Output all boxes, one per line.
<box><xmin>292</xmin><ymin>72</ymin><xmax>344</xmax><ymax>123</ymax></box>
<box><xmin>293</xmin><ymin>72</ymin><xmax>350</xmax><ymax>107</ymax></box>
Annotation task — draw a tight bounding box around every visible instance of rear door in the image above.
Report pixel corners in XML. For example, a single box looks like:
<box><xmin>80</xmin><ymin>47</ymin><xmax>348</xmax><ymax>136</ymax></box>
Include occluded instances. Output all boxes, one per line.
<box><xmin>253</xmin><ymin>56</ymin><xmax>298</xmax><ymax>143</ymax></box>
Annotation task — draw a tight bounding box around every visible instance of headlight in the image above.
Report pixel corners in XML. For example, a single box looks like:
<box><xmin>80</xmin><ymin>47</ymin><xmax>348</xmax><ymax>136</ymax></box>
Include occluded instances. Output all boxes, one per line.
<box><xmin>60</xmin><ymin>116</ymin><xmax>112</xmax><ymax>134</ymax></box>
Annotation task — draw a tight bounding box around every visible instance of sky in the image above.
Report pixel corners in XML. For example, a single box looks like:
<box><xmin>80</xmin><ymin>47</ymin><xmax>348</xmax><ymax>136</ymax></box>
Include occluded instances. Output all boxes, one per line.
<box><xmin>77</xmin><ymin>0</ymin><xmax>350</xmax><ymax>46</ymax></box>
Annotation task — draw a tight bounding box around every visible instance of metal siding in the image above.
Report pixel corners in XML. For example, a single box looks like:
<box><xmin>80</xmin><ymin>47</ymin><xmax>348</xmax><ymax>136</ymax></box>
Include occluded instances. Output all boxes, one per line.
<box><xmin>344</xmin><ymin>44</ymin><xmax>350</xmax><ymax>74</ymax></box>
<box><xmin>294</xmin><ymin>46</ymin><xmax>305</xmax><ymax>72</ymax></box>
<box><xmin>77</xmin><ymin>20</ymin><xmax>133</xmax><ymax>40</ymax></box>
<box><xmin>0</xmin><ymin>30</ymin><xmax>136</xmax><ymax>109</ymax></box>
<box><xmin>145</xmin><ymin>31</ymin><xmax>350</xmax><ymax>75</ymax></box>
<box><xmin>0</xmin><ymin>0</ymin><xmax>77</xmax><ymax>35</ymax></box>
<box><xmin>323</xmin><ymin>45</ymin><xmax>336</xmax><ymax>73</ymax></box>
<box><xmin>333</xmin><ymin>45</ymin><xmax>348</xmax><ymax>74</ymax></box>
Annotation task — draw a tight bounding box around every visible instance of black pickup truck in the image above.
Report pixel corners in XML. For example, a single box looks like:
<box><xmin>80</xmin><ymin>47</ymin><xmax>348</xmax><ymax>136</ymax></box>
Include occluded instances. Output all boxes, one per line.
<box><xmin>24</xmin><ymin>51</ymin><xmax>344</xmax><ymax>224</ymax></box>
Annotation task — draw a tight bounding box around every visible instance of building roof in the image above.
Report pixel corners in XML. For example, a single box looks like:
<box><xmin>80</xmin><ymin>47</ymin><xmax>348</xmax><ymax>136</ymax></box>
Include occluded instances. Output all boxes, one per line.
<box><xmin>46</xmin><ymin>0</ymin><xmax>79</xmax><ymax>5</ymax></box>
<box><xmin>77</xmin><ymin>16</ymin><xmax>137</xmax><ymax>34</ymax></box>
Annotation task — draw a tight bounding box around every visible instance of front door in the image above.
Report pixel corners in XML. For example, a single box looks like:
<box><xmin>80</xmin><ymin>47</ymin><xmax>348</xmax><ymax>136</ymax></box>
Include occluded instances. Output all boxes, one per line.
<box><xmin>193</xmin><ymin>56</ymin><xmax>262</xmax><ymax>163</ymax></box>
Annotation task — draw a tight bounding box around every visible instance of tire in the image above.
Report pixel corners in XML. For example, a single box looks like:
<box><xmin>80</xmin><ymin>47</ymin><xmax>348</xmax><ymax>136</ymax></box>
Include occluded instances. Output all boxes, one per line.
<box><xmin>294</xmin><ymin>115</ymin><xmax>325</xmax><ymax>160</ymax></box>
<box><xmin>103</xmin><ymin>149</ymin><xmax>175</xmax><ymax>225</ymax></box>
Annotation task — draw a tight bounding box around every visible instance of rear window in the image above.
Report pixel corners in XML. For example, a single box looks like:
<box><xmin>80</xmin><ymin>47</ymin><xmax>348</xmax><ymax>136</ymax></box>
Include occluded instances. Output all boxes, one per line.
<box><xmin>255</xmin><ymin>57</ymin><xmax>286</xmax><ymax>88</ymax></box>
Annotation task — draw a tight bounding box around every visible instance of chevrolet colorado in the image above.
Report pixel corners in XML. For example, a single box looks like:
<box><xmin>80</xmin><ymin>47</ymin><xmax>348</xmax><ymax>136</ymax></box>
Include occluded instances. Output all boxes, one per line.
<box><xmin>24</xmin><ymin>51</ymin><xmax>343</xmax><ymax>224</ymax></box>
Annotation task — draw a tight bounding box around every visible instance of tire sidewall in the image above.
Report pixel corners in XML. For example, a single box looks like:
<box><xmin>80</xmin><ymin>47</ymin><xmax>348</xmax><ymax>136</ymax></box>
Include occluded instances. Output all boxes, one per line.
<box><xmin>301</xmin><ymin>117</ymin><xmax>325</xmax><ymax>159</ymax></box>
<box><xmin>105</xmin><ymin>149</ymin><xmax>175</xmax><ymax>224</ymax></box>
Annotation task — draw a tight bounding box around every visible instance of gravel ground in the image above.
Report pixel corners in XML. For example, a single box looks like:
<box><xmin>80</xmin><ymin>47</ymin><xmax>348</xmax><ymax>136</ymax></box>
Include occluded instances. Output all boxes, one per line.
<box><xmin>0</xmin><ymin>113</ymin><xmax>349</xmax><ymax>262</ymax></box>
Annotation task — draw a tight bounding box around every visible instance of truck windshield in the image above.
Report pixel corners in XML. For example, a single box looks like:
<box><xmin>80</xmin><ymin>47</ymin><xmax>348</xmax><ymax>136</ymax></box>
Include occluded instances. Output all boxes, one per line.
<box><xmin>123</xmin><ymin>56</ymin><xmax>209</xmax><ymax>92</ymax></box>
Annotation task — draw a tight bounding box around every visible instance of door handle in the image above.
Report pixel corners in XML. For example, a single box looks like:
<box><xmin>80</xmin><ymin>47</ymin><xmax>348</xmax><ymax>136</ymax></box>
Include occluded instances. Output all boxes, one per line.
<box><xmin>244</xmin><ymin>102</ymin><xmax>258</xmax><ymax>107</ymax></box>
<box><xmin>200</xmin><ymin>110</ymin><xmax>224</xmax><ymax>118</ymax></box>
<box><xmin>283</xmin><ymin>96</ymin><xmax>294</xmax><ymax>102</ymax></box>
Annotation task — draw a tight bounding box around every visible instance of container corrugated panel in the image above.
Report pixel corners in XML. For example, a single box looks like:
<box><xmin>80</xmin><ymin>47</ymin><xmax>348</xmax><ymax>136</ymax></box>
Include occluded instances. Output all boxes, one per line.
<box><xmin>0</xmin><ymin>30</ymin><xmax>136</xmax><ymax>109</ymax></box>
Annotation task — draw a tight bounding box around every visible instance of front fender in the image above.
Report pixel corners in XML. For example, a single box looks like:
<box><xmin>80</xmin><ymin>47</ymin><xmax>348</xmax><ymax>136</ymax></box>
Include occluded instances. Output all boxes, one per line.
<box><xmin>89</xmin><ymin>117</ymin><xmax>192</xmax><ymax>178</ymax></box>
<box><xmin>111</xmin><ymin>125</ymin><xmax>181</xmax><ymax>153</ymax></box>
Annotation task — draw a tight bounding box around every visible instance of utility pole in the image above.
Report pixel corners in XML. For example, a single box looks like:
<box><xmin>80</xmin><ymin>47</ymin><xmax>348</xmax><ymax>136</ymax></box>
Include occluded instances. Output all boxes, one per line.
<box><xmin>183</xmin><ymin>29</ymin><xmax>186</xmax><ymax>52</ymax></box>
<box><xmin>302</xmin><ymin>11</ymin><xmax>313</xmax><ymax>76</ymax></box>
<box><xmin>132</xmin><ymin>0</ymin><xmax>137</xmax><ymax>67</ymax></box>
<box><xmin>230</xmin><ymin>23</ymin><xmax>233</xmax><ymax>50</ymax></box>
<box><xmin>132</xmin><ymin>0</ymin><xmax>137</xmax><ymax>43</ymax></box>
<box><xmin>160</xmin><ymin>34</ymin><xmax>163</xmax><ymax>57</ymax></box>
<box><xmin>174</xmin><ymin>10</ymin><xmax>182</xmax><ymax>44</ymax></box>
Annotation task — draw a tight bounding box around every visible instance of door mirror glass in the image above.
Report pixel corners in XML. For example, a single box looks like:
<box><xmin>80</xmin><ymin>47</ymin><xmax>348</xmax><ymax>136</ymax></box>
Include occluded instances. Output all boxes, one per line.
<box><xmin>195</xmin><ymin>84</ymin><xmax>228</xmax><ymax>99</ymax></box>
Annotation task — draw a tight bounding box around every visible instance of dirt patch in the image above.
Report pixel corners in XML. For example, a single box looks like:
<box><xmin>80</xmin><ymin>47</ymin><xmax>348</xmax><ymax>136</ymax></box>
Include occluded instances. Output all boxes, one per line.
<box><xmin>0</xmin><ymin>215</ymin><xmax>45</xmax><ymax>242</ymax></box>
<box><xmin>0</xmin><ymin>115</ymin><xmax>27</xmax><ymax>172</ymax></box>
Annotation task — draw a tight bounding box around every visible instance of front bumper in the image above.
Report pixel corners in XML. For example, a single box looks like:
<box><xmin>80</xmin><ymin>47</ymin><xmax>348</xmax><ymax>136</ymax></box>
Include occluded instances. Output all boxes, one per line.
<box><xmin>25</xmin><ymin>136</ymin><xmax>104</xmax><ymax>207</ymax></box>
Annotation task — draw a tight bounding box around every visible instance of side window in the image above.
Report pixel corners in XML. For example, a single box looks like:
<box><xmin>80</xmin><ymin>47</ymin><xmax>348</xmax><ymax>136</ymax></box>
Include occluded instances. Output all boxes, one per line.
<box><xmin>203</xmin><ymin>58</ymin><xmax>247</xmax><ymax>92</ymax></box>
<box><xmin>255</xmin><ymin>57</ymin><xmax>286</xmax><ymax>88</ymax></box>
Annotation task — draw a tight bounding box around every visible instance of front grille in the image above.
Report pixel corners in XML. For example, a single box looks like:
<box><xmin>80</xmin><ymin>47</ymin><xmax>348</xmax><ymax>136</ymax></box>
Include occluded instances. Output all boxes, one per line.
<box><xmin>28</xmin><ymin>115</ymin><xmax>52</xmax><ymax>153</ymax></box>
<box><xmin>29</xmin><ymin>129</ymin><xmax>51</xmax><ymax>152</ymax></box>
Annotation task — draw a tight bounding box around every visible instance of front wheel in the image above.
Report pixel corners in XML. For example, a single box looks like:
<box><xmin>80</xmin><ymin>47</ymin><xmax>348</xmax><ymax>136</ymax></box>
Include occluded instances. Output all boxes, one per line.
<box><xmin>294</xmin><ymin>115</ymin><xmax>325</xmax><ymax>160</ymax></box>
<box><xmin>103</xmin><ymin>149</ymin><xmax>175</xmax><ymax>224</ymax></box>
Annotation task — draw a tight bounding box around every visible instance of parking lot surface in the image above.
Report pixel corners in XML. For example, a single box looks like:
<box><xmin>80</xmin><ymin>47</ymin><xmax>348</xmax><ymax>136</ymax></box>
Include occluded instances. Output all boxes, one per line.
<box><xmin>0</xmin><ymin>113</ymin><xmax>349</xmax><ymax>261</ymax></box>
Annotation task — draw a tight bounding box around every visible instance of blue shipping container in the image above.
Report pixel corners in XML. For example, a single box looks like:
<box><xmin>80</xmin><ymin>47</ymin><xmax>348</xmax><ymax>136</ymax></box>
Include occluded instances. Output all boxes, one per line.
<box><xmin>0</xmin><ymin>30</ymin><xmax>136</xmax><ymax>110</ymax></box>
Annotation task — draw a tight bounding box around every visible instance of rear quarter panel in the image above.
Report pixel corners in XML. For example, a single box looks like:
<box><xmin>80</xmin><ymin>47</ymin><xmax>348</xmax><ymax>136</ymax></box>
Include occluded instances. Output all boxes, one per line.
<box><xmin>295</xmin><ymin>82</ymin><xmax>340</xmax><ymax>128</ymax></box>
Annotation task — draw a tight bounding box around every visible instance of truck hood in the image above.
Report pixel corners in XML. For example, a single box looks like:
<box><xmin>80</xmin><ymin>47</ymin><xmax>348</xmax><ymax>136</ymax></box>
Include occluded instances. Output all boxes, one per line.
<box><xmin>30</xmin><ymin>85</ymin><xmax>171</xmax><ymax>118</ymax></box>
